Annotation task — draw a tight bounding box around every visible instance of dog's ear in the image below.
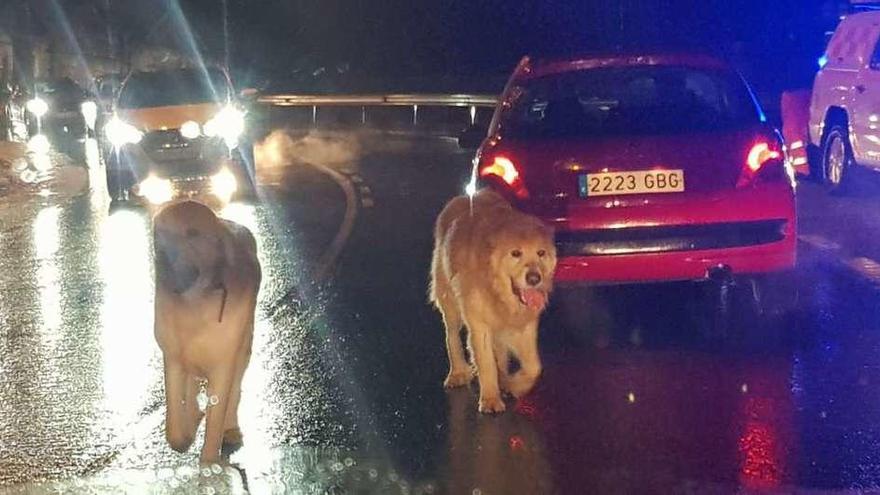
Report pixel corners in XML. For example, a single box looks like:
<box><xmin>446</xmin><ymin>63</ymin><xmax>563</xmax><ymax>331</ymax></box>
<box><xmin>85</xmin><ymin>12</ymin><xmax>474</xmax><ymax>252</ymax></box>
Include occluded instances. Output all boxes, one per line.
<box><xmin>155</xmin><ymin>228</ymin><xmax>200</xmax><ymax>294</ymax></box>
<box><xmin>154</xmin><ymin>229</ymin><xmax>173</xmax><ymax>283</ymax></box>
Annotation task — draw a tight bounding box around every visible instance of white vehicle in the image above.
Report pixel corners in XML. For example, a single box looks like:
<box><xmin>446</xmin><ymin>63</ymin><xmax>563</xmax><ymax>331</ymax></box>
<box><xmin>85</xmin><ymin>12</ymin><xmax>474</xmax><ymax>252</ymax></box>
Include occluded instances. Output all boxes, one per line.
<box><xmin>810</xmin><ymin>9</ymin><xmax>880</xmax><ymax>192</ymax></box>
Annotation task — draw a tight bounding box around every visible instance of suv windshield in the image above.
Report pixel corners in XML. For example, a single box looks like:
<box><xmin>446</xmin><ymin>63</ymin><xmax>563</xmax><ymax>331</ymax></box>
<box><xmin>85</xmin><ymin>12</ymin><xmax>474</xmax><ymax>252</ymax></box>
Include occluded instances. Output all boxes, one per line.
<box><xmin>35</xmin><ymin>78</ymin><xmax>83</xmax><ymax>96</ymax></box>
<box><xmin>118</xmin><ymin>69</ymin><xmax>231</xmax><ymax>109</ymax></box>
<box><xmin>501</xmin><ymin>66</ymin><xmax>760</xmax><ymax>138</ymax></box>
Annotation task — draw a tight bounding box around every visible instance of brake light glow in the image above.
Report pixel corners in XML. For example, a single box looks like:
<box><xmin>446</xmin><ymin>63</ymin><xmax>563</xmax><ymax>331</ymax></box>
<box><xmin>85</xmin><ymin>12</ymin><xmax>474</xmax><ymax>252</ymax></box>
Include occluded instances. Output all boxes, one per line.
<box><xmin>480</xmin><ymin>156</ymin><xmax>520</xmax><ymax>185</ymax></box>
<box><xmin>479</xmin><ymin>155</ymin><xmax>529</xmax><ymax>199</ymax></box>
<box><xmin>747</xmin><ymin>142</ymin><xmax>781</xmax><ymax>172</ymax></box>
<box><xmin>738</xmin><ymin>140</ymin><xmax>787</xmax><ymax>188</ymax></box>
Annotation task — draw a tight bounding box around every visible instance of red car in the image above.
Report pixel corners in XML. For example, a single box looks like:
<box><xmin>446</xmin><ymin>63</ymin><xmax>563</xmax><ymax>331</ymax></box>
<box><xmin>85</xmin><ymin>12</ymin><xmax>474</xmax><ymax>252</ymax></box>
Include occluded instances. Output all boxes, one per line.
<box><xmin>471</xmin><ymin>52</ymin><xmax>796</xmax><ymax>295</ymax></box>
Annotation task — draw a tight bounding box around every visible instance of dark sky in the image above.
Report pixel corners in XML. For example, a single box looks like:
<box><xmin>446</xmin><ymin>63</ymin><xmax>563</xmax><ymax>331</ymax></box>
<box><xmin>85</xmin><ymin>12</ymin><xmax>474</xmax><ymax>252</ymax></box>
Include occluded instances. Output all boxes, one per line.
<box><xmin>8</xmin><ymin>0</ymin><xmax>841</xmax><ymax>91</ymax></box>
<box><xmin>206</xmin><ymin>0</ymin><xmax>834</xmax><ymax>89</ymax></box>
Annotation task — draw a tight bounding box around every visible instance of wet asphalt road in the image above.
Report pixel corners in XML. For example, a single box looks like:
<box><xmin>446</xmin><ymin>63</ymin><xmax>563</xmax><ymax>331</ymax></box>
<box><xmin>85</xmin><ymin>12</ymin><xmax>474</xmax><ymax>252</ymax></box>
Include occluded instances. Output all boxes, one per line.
<box><xmin>4</xmin><ymin>132</ymin><xmax>880</xmax><ymax>493</ymax></box>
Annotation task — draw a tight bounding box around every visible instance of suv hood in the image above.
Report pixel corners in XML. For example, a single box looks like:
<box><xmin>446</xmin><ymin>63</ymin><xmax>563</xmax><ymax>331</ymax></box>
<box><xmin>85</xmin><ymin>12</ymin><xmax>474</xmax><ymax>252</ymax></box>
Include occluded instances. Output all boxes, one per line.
<box><xmin>119</xmin><ymin>103</ymin><xmax>221</xmax><ymax>132</ymax></box>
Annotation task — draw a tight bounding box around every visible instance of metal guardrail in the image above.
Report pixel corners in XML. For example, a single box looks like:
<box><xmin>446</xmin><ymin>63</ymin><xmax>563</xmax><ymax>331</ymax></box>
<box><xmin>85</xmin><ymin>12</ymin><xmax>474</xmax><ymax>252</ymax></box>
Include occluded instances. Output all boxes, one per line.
<box><xmin>258</xmin><ymin>93</ymin><xmax>498</xmax><ymax>107</ymax></box>
<box><xmin>257</xmin><ymin>93</ymin><xmax>499</xmax><ymax>126</ymax></box>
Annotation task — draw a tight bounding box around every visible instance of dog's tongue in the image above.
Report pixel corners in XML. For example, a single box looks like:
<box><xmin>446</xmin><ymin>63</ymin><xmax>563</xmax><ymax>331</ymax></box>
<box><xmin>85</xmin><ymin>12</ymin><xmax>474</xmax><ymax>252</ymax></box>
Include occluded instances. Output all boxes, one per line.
<box><xmin>520</xmin><ymin>288</ymin><xmax>547</xmax><ymax>311</ymax></box>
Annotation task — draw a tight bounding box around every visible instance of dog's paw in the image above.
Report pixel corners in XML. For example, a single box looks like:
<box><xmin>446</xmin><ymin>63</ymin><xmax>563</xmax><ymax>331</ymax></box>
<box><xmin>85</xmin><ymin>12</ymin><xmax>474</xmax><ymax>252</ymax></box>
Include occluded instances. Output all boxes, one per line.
<box><xmin>505</xmin><ymin>372</ymin><xmax>540</xmax><ymax>399</ymax></box>
<box><xmin>222</xmin><ymin>427</ymin><xmax>243</xmax><ymax>447</ymax></box>
<box><xmin>444</xmin><ymin>369</ymin><xmax>473</xmax><ymax>388</ymax></box>
<box><xmin>220</xmin><ymin>428</ymin><xmax>244</xmax><ymax>456</ymax></box>
<box><xmin>478</xmin><ymin>395</ymin><xmax>506</xmax><ymax>414</ymax></box>
<box><xmin>506</xmin><ymin>381</ymin><xmax>535</xmax><ymax>399</ymax></box>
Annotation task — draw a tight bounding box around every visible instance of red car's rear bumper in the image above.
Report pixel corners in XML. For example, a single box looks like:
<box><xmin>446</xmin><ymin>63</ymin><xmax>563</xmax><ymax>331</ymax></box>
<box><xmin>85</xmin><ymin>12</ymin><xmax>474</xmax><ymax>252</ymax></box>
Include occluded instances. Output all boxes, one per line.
<box><xmin>538</xmin><ymin>184</ymin><xmax>796</xmax><ymax>284</ymax></box>
<box><xmin>555</xmin><ymin>239</ymin><xmax>796</xmax><ymax>284</ymax></box>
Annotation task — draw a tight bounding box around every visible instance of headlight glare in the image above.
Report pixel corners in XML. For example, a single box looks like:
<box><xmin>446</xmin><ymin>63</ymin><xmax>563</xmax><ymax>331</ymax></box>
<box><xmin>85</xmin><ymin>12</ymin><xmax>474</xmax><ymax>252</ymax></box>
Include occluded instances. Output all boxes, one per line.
<box><xmin>210</xmin><ymin>167</ymin><xmax>238</xmax><ymax>202</ymax></box>
<box><xmin>27</xmin><ymin>97</ymin><xmax>49</xmax><ymax>117</ymax></box>
<box><xmin>204</xmin><ymin>106</ymin><xmax>245</xmax><ymax>146</ymax></box>
<box><xmin>180</xmin><ymin>120</ymin><xmax>201</xmax><ymax>139</ymax></box>
<box><xmin>105</xmin><ymin>116</ymin><xmax>143</xmax><ymax>147</ymax></box>
<box><xmin>137</xmin><ymin>175</ymin><xmax>173</xmax><ymax>205</ymax></box>
<box><xmin>81</xmin><ymin>101</ymin><xmax>98</xmax><ymax>129</ymax></box>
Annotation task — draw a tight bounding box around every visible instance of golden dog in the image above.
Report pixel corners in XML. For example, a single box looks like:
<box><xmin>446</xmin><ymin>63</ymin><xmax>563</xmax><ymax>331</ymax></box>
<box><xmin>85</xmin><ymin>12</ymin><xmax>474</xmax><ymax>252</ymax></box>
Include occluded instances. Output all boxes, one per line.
<box><xmin>430</xmin><ymin>189</ymin><xmax>557</xmax><ymax>413</ymax></box>
<box><xmin>153</xmin><ymin>201</ymin><xmax>261</xmax><ymax>464</ymax></box>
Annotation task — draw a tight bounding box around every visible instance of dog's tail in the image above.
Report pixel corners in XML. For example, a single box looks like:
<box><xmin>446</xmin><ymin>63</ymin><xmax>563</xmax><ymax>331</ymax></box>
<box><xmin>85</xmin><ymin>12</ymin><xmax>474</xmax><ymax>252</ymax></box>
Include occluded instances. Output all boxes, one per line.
<box><xmin>428</xmin><ymin>243</ymin><xmax>441</xmax><ymax>306</ymax></box>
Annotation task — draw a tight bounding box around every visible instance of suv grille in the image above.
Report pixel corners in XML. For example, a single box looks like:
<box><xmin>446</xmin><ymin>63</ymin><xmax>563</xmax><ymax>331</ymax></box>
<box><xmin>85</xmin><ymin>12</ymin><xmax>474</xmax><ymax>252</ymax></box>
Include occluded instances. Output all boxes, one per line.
<box><xmin>143</xmin><ymin>129</ymin><xmax>188</xmax><ymax>150</ymax></box>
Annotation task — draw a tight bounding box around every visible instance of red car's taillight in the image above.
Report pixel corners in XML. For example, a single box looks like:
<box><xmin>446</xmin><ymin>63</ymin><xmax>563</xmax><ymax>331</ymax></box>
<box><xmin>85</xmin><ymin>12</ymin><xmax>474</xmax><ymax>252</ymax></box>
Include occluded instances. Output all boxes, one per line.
<box><xmin>737</xmin><ymin>140</ymin><xmax>787</xmax><ymax>188</ymax></box>
<box><xmin>479</xmin><ymin>155</ymin><xmax>529</xmax><ymax>199</ymax></box>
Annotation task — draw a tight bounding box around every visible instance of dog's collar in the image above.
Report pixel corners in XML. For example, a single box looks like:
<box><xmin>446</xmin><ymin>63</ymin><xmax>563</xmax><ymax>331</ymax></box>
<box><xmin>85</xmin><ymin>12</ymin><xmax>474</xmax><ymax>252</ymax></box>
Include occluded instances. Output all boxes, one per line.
<box><xmin>214</xmin><ymin>283</ymin><xmax>228</xmax><ymax>323</ymax></box>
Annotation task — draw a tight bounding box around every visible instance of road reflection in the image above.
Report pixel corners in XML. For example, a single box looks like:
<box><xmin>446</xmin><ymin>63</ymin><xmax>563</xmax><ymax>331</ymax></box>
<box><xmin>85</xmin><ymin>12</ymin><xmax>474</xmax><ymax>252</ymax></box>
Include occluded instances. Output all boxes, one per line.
<box><xmin>0</xmin><ymin>196</ymin><xmax>324</xmax><ymax>486</ymax></box>
<box><xmin>11</xmin><ymin>135</ymin><xmax>880</xmax><ymax>492</ymax></box>
<box><xmin>97</xmin><ymin>209</ymin><xmax>158</xmax><ymax>425</ymax></box>
<box><xmin>518</xmin><ymin>348</ymin><xmax>797</xmax><ymax>491</ymax></box>
<box><xmin>444</xmin><ymin>388</ymin><xmax>553</xmax><ymax>494</ymax></box>
<box><xmin>34</xmin><ymin>206</ymin><xmax>62</xmax><ymax>335</ymax></box>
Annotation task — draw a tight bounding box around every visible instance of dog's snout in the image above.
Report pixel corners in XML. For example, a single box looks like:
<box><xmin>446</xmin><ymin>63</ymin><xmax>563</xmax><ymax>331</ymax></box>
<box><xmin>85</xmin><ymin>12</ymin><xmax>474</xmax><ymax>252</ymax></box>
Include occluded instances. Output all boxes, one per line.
<box><xmin>526</xmin><ymin>271</ymin><xmax>542</xmax><ymax>287</ymax></box>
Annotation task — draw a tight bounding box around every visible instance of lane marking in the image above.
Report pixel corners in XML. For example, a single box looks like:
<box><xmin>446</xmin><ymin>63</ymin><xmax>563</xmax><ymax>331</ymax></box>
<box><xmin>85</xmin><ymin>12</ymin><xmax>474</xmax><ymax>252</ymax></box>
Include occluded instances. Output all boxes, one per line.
<box><xmin>288</xmin><ymin>162</ymin><xmax>376</xmax><ymax>281</ymax></box>
<box><xmin>798</xmin><ymin>234</ymin><xmax>842</xmax><ymax>251</ymax></box>
<box><xmin>845</xmin><ymin>257</ymin><xmax>880</xmax><ymax>287</ymax></box>
<box><xmin>800</xmin><ymin>233</ymin><xmax>880</xmax><ymax>288</ymax></box>
<box><xmin>301</xmin><ymin>160</ymin><xmax>359</xmax><ymax>282</ymax></box>
<box><xmin>334</xmin><ymin>169</ymin><xmax>373</xmax><ymax>207</ymax></box>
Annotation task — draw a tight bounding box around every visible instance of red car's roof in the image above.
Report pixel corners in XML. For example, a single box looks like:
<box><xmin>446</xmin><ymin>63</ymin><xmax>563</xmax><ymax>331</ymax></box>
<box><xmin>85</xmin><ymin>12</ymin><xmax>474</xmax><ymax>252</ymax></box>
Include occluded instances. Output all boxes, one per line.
<box><xmin>518</xmin><ymin>52</ymin><xmax>732</xmax><ymax>80</ymax></box>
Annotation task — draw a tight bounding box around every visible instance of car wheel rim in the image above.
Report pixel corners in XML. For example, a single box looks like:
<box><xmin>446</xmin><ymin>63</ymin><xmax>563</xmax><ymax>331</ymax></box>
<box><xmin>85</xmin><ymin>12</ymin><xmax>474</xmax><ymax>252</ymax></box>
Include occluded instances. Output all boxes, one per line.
<box><xmin>827</xmin><ymin>135</ymin><xmax>845</xmax><ymax>186</ymax></box>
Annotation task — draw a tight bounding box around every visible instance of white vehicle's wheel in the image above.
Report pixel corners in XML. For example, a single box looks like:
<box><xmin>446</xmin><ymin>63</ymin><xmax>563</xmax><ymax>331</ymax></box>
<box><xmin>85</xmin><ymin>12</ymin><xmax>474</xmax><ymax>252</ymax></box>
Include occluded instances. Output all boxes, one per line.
<box><xmin>822</xmin><ymin>124</ymin><xmax>853</xmax><ymax>194</ymax></box>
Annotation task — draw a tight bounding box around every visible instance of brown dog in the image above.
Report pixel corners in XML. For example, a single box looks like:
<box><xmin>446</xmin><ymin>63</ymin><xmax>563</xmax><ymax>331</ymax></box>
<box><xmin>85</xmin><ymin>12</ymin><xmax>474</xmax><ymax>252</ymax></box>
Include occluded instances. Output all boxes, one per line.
<box><xmin>153</xmin><ymin>200</ymin><xmax>261</xmax><ymax>464</ymax></box>
<box><xmin>430</xmin><ymin>189</ymin><xmax>557</xmax><ymax>413</ymax></box>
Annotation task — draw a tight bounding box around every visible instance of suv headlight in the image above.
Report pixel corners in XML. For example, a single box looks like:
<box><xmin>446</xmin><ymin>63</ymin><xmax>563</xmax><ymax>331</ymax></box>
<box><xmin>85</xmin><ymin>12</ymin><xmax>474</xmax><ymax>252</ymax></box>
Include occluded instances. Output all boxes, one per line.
<box><xmin>203</xmin><ymin>106</ymin><xmax>245</xmax><ymax>146</ymax></box>
<box><xmin>180</xmin><ymin>120</ymin><xmax>201</xmax><ymax>139</ymax></box>
<box><xmin>105</xmin><ymin>116</ymin><xmax>143</xmax><ymax>147</ymax></box>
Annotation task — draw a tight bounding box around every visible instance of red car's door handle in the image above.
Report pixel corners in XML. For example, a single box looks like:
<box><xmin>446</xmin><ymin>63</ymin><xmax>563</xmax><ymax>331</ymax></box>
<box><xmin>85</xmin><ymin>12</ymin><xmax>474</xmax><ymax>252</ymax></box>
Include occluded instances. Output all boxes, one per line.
<box><xmin>856</xmin><ymin>84</ymin><xmax>867</xmax><ymax>94</ymax></box>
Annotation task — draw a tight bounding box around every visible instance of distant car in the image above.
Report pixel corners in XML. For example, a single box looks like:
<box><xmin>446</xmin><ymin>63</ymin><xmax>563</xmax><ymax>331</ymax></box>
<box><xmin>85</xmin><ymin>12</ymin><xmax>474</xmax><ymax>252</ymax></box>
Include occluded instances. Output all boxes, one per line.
<box><xmin>0</xmin><ymin>83</ymin><xmax>28</xmax><ymax>142</ymax></box>
<box><xmin>809</xmin><ymin>9</ymin><xmax>880</xmax><ymax>193</ymax></box>
<box><xmin>469</xmin><ymin>52</ymin><xmax>796</xmax><ymax>309</ymax></box>
<box><xmin>27</xmin><ymin>78</ymin><xmax>96</xmax><ymax>141</ymax></box>
<box><xmin>103</xmin><ymin>67</ymin><xmax>255</xmax><ymax>205</ymax></box>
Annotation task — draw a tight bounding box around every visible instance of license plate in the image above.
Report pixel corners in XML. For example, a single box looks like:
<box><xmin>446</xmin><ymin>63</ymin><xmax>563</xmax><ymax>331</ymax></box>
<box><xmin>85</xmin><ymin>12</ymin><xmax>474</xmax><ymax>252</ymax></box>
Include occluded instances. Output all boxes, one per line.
<box><xmin>580</xmin><ymin>170</ymin><xmax>685</xmax><ymax>197</ymax></box>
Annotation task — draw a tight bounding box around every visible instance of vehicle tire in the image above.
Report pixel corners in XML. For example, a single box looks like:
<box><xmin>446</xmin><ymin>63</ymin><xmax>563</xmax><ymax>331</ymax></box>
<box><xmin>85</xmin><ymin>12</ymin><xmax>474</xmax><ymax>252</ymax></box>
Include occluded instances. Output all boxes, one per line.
<box><xmin>105</xmin><ymin>154</ymin><xmax>134</xmax><ymax>203</ymax></box>
<box><xmin>232</xmin><ymin>143</ymin><xmax>257</xmax><ymax>200</ymax></box>
<box><xmin>822</xmin><ymin>124</ymin><xmax>854</xmax><ymax>194</ymax></box>
<box><xmin>106</xmin><ymin>169</ymin><xmax>129</xmax><ymax>203</ymax></box>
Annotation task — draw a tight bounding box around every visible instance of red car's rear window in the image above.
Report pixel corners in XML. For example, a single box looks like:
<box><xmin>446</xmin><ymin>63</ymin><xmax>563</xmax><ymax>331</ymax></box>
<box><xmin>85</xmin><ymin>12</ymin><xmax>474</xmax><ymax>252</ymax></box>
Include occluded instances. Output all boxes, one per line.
<box><xmin>500</xmin><ymin>66</ymin><xmax>761</xmax><ymax>139</ymax></box>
